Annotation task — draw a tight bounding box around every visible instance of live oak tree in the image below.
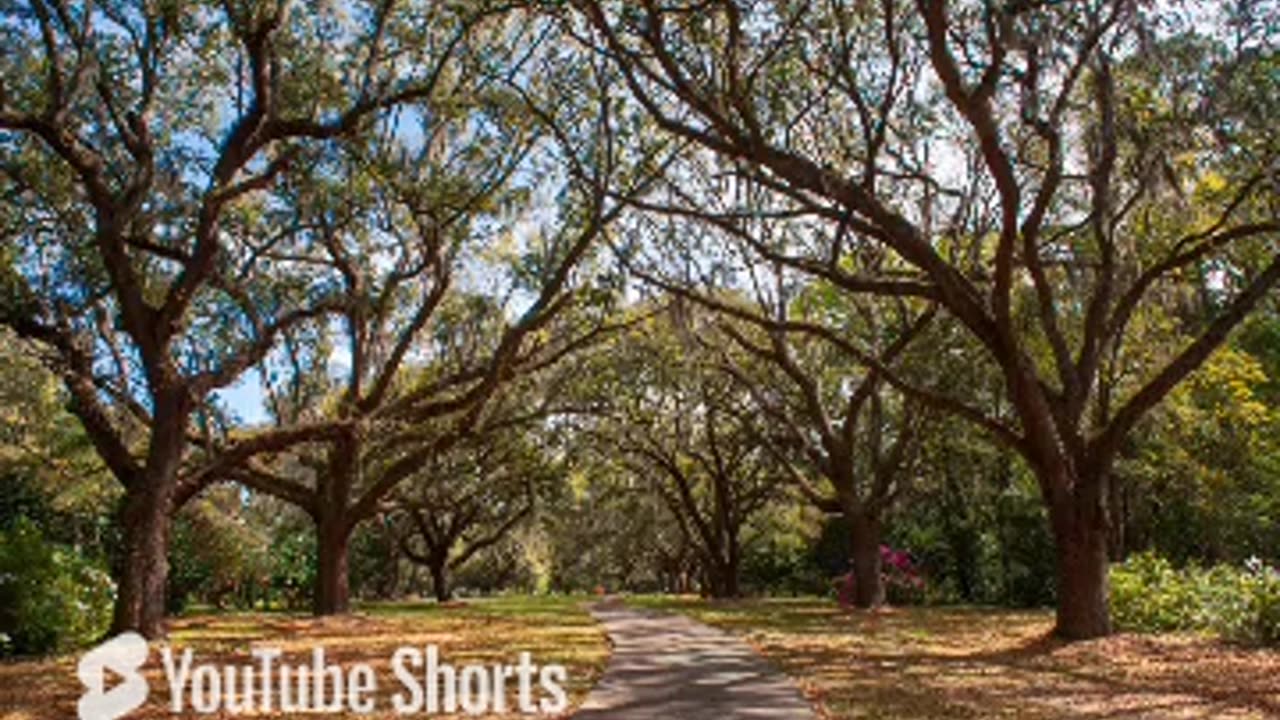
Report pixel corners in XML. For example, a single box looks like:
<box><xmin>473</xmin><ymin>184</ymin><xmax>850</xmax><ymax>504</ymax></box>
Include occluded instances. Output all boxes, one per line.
<box><xmin>588</xmin><ymin>310</ymin><xmax>780</xmax><ymax>598</ymax></box>
<box><xmin>710</xmin><ymin>301</ymin><xmax>935</xmax><ymax>608</ymax></box>
<box><xmin>395</xmin><ymin>421</ymin><xmax>556</xmax><ymax>603</ymax></box>
<box><xmin>573</xmin><ymin>0</ymin><xmax>1280</xmax><ymax>638</ymax></box>
<box><xmin>216</xmin><ymin>8</ymin><xmax>664</xmax><ymax>614</ymax></box>
<box><xmin>215</xmin><ymin>34</ymin><xmax>542</xmax><ymax>613</ymax></box>
<box><xmin>543</xmin><ymin>448</ymin><xmax>698</xmax><ymax>593</ymax></box>
<box><xmin>0</xmin><ymin>0</ymin><xmax>475</xmax><ymax>636</ymax></box>
<box><xmin>236</xmin><ymin>20</ymin><xmax>680</xmax><ymax>609</ymax></box>
<box><xmin>235</xmin><ymin>279</ymin><xmax>623</xmax><ymax>615</ymax></box>
<box><xmin>607</xmin><ymin>145</ymin><xmax>940</xmax><ymax>607</ymax></box>
<box><xmin>230</xmin><ymin>128</ymin><xmax>633</xmax><ymax>615</ymax></box>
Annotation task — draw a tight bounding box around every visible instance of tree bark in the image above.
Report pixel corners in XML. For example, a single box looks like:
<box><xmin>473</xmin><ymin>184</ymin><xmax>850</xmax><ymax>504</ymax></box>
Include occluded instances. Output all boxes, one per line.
<box><xmin>430</xmin><ymin>559</ymin><xmax>451</xmax><ymax>603</ymax></box>
<box><xmin>314</xmin><ymin>511</ymin><xmax>352</xmax><ymax>615</ymax></box>
<box><xmin>723</xmin><ymin>569</ymin><xmax>739</xmax><ymax>598</ymax></box>
<box><xmin>314</xmin><ymin>434</ymin><xmax>358</xmax><ymax>616</ymax></box>
<box><xmin>724</xmin><ymin>541</ymin><xmax>741</xmax><ymax>598</ymax></box>
<box><xmin>849</xmin><ymin>513</ymin><xmax>885</xmax><ymax>608</ymax></box>
<box><xmin>703</xmin><ymin>559</ymin><xmax>740</xmax><ymax>599</ymax></box>
<box><xmin>111</xmin><ymin>481</ymin><xmax>173</xmax><ymax>638</ymax></box>
<box><xmin>110</xmin><ymin>397</ymin><xmax>187</xmax><ymax>639</ymax></box>
<box><xmin>1049</xmin><ymin>476</ymin><xmax>1112</xmax><ymax>639</ymax></box>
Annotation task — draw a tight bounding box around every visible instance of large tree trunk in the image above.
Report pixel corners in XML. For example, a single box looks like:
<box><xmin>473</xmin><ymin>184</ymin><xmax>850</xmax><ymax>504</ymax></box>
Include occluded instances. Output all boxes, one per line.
<box><xmin>1049</xmin><ymin>476</ymin><xmax>1112</xmax><ymax>639</ymax></box>
<box><xmin>704</xmin><ymin>560</ymin><xmax>740</xmax><ymax>599</ymax></box>
<box><xmin>430</xmin><ymin>558</ymin><xmax>451</xmax><ymax>603</ymax></box>
<box><xmin>722</xmin><ymin>569</ymin><xmax>739</xmax><ymax>598</ymax></box>
<box><xmin>848</xmin><ymin>513</ymin><xmax>885</xmax><ymax>608</ymax></box>
<box><xmin>314</xmin><ymin>436</ymin><xmax>358</xmax><ymax>616</ymax></box>
<box><xmin>111</xmin><ymin>481</ymin><xmax>173</xmax><ymax>638</ymax></box>
<box><xmin>111</xmin><ymin>401</ymin><xmax>187</xmax><ymax>639</ymax></box>
<box><xmin>724</xmin><ymin>542</ymin><xmax>741</xmax><ymax>598</ymax></box>
<box><xmin>314</xmin><ymin>511</ymin><xmax>352</xmax><ymax>615</ymax></box>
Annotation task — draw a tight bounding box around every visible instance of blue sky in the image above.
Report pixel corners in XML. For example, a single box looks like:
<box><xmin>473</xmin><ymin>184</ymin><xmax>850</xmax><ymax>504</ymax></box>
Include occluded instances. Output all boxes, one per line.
<box><xmin>215</xmin><ymin>369</ymin><xmax>270</xmax><ymax>426</ymax></box>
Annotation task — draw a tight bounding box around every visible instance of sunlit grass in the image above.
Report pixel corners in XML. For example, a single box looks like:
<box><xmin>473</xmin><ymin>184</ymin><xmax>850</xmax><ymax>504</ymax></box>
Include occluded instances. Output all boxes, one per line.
<box><xmin>0</xmin><ymin>595</ymin><xmax>608</xmax><ymax>720</ymax></box>
<box><xmin>631</xmin><ymin>595</ymin><xmax>1280</xmax><ymax>719</ymax></box>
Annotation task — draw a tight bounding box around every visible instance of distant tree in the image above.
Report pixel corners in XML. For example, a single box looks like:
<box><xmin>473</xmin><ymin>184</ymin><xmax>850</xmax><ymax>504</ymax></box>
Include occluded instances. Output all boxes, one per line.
<box><xmin>704</xmin><ymin>296</ymin><xmax>935</xmax><ymax>607</ymax></box>
<box><xmin>1121</xmin><ymin>344</ymin><xmax>1280</xmax><ymax>563</ymax></box>
<box><xmin>167</xmin><ymin>486</ymin><xmax>272</xmax><ymax>613</ymax></box>
<box><xmin>584</xmin><ymin>310</ymin><xmax>781</xmax><ymax>598</ymax></box>
<box><xmin>543</xmin><ymin>454</ymin><xmax>694</xmax><ymax>594</ymax></box>
<box><xmin>395</xmin><ymin>423</ymin><xmax>555</xmax><ymax>603</ymax></box>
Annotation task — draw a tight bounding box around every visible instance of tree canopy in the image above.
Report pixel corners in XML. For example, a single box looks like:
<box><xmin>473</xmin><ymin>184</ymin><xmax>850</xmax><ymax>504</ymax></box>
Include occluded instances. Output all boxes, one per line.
<box><xmin>1</xmin><ymin>0</ymin><xmax>1276</xmax><ymax>646</ymax></box>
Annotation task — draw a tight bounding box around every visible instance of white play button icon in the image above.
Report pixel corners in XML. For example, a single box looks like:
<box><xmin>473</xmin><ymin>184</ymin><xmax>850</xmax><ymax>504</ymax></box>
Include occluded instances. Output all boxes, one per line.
<box><xmin>77</xmin><ymin>632</ymin><xmax>150</xmax><ymax>720</ymax></box>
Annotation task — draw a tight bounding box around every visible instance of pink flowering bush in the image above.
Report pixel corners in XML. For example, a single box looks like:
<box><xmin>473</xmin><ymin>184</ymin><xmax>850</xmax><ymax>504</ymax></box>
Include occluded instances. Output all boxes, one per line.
<box><xmin>880</xmin><ymin>544</ymin><xmax>926</xmax><ymax>605</ymax></box>
<box><xmin>833</xmin><ymin>544</ymin><xmax>928</xmax><ymax>607</ymax></box>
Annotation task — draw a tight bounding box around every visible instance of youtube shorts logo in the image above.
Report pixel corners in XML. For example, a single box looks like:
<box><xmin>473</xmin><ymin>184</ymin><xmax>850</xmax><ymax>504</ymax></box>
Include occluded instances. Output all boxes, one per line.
<box><xmin>76</xmin><ymin>633</ymin><xmax>150</xmax><ymax>720</ymax></box>
<box><xmin>67</xmin><ymin>633</ymin><xmax>571</xmax><ymax>717</ymax></box>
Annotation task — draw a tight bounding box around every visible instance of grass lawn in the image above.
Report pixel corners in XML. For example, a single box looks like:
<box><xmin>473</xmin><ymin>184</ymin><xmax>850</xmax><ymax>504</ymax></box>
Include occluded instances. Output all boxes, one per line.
<box><xmin>0</xmin><ymin>595</ymin><xmax>608</xmax><ymax>720</ymax></box>
<box><xmin>631</xmin><ymin>595</ymin><xmax>1280</xmax><ymax>720</ymax></box>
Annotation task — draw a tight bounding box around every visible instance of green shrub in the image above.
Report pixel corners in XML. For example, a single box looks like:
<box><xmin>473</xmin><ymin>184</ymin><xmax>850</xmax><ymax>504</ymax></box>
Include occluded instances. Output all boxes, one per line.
<box><xmin>743</xmin><ymin>536</ymin><xmax>826</xmax><ymax>596</ymax></box>
<box><xmin>1256</xmin><ymin>579</ymin><xmax>1280</xmax><ymax>644</ymax></box>
<box><xmin>1237</xmin><ymin>558</ymin><xmax>1280</xmax><ymax>645</ymax></box>
<box><xmin>0</xmin><ymin>518</ymin><xmax>114</xmax><ymax>656</ymax></box>
<box><xmin>1110</xmin><ymin>551</ymin><xmax>1280</xmax><ymax>645</ymax></box>
<box><xmin>1110</xmin><ymin>552</ymin><xmax>1198</xmax><ymax>631</ymax></box>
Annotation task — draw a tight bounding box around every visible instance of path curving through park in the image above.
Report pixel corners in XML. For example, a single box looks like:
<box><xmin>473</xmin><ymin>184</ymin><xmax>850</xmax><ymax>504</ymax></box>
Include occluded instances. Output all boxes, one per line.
<box><xmin>572</xmin><ymin>603</ymin><xmax>818</xmax><ymax>720</ymax></box>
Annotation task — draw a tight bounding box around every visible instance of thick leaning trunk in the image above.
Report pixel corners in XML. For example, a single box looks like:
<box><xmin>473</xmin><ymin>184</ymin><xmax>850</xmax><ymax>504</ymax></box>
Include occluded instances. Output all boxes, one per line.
<box><xmin>111</xmin><ymin>481</ymin><xmax>174</xmax><ymax>638</ymax></box>
<box><xmin>314</xmin><ymin>512</ymin><xmax>352</xmax><ymax>615</ymax></box>
<box><xmin>848</xmin><ymin>513</ymin><xmax>885</xmax><ymax>608</ymax></box>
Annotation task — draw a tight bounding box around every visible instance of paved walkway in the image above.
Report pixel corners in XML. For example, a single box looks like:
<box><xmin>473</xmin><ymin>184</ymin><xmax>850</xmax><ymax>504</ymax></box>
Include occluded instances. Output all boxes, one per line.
<box><xmin>572</xmin><ymin>603</ymin><xmax>818</xmax><ymax>720</ymax></box>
